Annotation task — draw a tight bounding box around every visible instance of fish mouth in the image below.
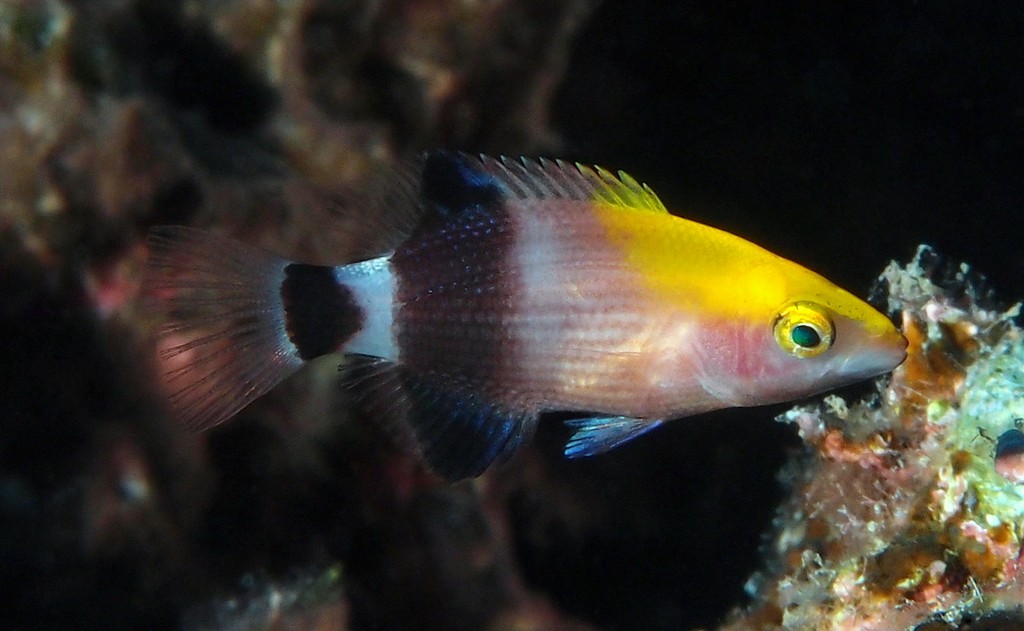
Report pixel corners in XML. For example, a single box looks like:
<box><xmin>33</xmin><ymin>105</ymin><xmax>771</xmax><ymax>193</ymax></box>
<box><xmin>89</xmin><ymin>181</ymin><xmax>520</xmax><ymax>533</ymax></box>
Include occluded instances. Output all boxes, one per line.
<box><xmin>886</xmin><ymin>329</ymin><xmax>910</xmax><ymax>365</ymax></box>
<box><xmin>839</xmin><ymin>329</ymin><xmax>909</xmax><ymax>379</ymax></box>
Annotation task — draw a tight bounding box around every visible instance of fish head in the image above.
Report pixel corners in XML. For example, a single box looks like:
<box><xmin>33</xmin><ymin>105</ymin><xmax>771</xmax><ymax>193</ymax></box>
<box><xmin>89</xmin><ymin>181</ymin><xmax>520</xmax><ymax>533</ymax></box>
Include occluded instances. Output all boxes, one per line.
<box><xmin>694</xmin><ymin>277</ymin><xmax>907</xmax><ymax>408</ymax></box>
<box><xmin>761</xmin><ymin>293</ymin><xmax>907</xmax><ymax>398</ymax></box>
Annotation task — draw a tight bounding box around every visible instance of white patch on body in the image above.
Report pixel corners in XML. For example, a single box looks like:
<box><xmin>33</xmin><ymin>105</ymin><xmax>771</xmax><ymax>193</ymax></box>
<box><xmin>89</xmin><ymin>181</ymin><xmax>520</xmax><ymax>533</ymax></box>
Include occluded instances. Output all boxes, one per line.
<box><xmin>334</xmin><ymin>256</ymin><xmax>399</xmax><ymax>361</ymax></box>
<box><xmin>511</xmin><ymin>204</ymin><xmax>705</xmax><ymax>416</ymax></box>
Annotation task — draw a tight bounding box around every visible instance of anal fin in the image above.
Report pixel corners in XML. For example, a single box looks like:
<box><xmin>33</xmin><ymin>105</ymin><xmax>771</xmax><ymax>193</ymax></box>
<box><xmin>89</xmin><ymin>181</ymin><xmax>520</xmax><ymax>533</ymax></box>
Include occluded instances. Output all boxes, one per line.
<box><xmin>564</xmin><ymin>416</ymin><xmax>664</xmax><ymax>459</ymax></box>
<box><xmin>344</xmin><ymin>357</ymin><xmax>536</xmax><ymax>481</ymax></box>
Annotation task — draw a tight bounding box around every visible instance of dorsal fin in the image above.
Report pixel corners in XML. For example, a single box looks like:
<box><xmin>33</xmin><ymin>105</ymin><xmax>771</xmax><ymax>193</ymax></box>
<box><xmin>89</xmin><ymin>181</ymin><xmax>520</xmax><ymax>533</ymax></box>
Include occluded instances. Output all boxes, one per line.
<box><xmin>418</xmin><ymin>151</ymin><xmax>668</xmax><ymax>219</ymax></box>
<box><xmin>420</xmin><ymin>151</ymin><xmax>506</xmax><ymax>218</ymax></box>
<box><xmin>316</xmin><ymin>151</ymin><xmax>669</xmax><ymax>265</ymax></box>
<box><xmin>308</xmin><ymin>159</ymin><xmax>422</xmax><ymax>265</ymax></box>
<box><xmin>482</xmin><ymin>154</ymin><xmax>667</xmax><ymax>212</ymax></box>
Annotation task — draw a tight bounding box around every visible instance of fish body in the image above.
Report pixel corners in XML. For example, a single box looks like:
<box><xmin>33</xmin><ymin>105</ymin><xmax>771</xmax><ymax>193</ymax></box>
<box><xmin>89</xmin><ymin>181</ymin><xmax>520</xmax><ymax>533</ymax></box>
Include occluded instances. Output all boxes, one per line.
<box><xmin>145</xmin><ymin>151</ymin><xmax>907</xmax><ymax>480</ymax></box>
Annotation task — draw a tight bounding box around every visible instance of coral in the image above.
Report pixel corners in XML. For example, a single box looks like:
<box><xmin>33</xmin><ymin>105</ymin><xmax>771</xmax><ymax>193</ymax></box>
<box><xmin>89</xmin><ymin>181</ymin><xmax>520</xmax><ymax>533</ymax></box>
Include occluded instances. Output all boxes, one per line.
<box><xmin>182</xmin><ymin>565</ymin><xmax>348</xmax><ymax>631</ymax></box>
<box><xmin>1</xmin><ymin>0</ymin><xmax>591</xmax><ymax>278</ymax></box>
<box><xmin>722</xmin><ymin>247</ymin><xmax>1024</xmax><ymax>631</ymax></box>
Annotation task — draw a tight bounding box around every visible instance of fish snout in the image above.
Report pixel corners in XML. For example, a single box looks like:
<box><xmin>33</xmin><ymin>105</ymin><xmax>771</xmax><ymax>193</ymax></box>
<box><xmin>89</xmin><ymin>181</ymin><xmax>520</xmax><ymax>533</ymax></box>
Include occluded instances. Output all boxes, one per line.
<box><xmin>835</xmin><ymin>324</ymin><xmax>908</xmax><ymax>380</ymax></box>
<box><xmin>892</xmin><ymin>330</ymin><xmax>909</xmax><ymax>364</ymax></box>
<box><xmin>860</xmin><ymin>327</ymin><xmax>909</xmax><ymax>375</ymax></box>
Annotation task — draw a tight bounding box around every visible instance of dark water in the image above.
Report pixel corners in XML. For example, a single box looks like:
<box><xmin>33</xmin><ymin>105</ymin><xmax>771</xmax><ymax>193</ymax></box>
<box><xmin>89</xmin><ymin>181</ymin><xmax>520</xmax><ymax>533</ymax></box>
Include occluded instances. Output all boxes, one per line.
<box><xmin>558</xmin><ymin>2</ymin><xmax>1024</xmax><ymax>300</ymax></box>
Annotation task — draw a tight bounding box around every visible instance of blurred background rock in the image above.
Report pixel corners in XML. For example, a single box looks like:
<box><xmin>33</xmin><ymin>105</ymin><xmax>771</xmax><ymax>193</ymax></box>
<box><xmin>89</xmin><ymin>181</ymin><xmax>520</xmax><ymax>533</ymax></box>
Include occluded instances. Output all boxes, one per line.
<box><xmin>1</xmin><ymin>1</ymin><xmax>1021</xmax><ymax>630</ymax></box>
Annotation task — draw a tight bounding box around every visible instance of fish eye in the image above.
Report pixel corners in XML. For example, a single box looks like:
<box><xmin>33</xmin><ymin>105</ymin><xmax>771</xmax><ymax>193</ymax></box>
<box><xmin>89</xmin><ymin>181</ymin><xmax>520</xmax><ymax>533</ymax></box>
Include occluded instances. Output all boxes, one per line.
<box><xmin>773</xmin><ymin>302</ymin><xmax>834</xmax><ymax>358</ymax></box>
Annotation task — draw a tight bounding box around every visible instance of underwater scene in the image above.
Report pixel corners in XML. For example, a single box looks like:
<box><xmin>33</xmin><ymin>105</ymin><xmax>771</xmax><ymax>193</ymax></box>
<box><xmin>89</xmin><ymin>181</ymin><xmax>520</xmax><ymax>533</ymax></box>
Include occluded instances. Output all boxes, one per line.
<box><xmin>2</xmin><ymin>2</ymin><xmax>1023</xmax><ymax>630</ymax></box>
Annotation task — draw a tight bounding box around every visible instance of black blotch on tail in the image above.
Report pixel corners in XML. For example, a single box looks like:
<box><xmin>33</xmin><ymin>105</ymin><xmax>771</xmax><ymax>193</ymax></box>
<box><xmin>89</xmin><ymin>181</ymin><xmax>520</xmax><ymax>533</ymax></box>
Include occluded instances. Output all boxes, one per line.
<box><xmin>281</xmin><ymin>264</ymin><xmax>362</xmax><ymax>360</ymax></box>
<box><xmin>420</xmin><ymin>151</ymin><xmax>504</xmax><ymax>218</ymax></box>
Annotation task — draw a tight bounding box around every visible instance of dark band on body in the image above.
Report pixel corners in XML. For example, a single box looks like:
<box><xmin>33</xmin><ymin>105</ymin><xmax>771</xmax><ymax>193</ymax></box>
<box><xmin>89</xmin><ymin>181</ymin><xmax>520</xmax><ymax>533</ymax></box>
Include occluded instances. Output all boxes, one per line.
<box><xmin>281</xmin><ymin>263</ymin><xmax>362</xmax><ymax>360</ymax></box>
<box><xmin>392</xmin><ymin>151</ymin><xmax>521</xmax><ymax>393</ymax></box>
<box><xmin>371</xmin><ymin>152</ymin><xmax>536</xmax><ymax>479</ymax></box>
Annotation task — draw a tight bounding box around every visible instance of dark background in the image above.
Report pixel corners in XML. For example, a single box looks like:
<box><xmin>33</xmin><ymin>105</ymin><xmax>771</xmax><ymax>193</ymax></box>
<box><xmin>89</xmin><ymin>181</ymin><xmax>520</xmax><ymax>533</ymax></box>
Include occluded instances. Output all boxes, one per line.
<box><xmin>557</xmin><ymin>2</ymin><xmax>1023</xmax><ymax>302</ymax></box>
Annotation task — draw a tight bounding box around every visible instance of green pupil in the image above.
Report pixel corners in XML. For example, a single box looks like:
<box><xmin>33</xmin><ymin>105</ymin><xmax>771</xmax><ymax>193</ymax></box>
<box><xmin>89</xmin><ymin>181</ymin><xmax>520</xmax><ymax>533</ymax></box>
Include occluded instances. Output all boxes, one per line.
<box><xmin>791</xmin><ymin>324</ymin><xmax>821</xmax><ymax>348</ymax></box>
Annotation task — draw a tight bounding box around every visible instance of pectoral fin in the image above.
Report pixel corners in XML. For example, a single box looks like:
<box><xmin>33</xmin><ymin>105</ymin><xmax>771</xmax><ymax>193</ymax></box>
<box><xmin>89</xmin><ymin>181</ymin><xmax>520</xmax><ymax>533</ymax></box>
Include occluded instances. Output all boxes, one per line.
<box><xmin>563</xmin><ymin>416</ymin><xmax>664</xmax><ymax>458</ymax></box>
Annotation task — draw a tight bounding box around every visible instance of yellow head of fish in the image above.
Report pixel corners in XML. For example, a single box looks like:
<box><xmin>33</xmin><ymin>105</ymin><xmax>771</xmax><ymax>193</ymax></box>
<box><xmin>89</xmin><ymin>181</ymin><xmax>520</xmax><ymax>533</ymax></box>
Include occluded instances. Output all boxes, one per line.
<box><xmin>676</xmin><ymin>244</ymin><xmax>907</xmax><ymax>409</ymax></box>
<box><xmin>590</xmin><ymin>202</ymin><xmax>907</xmax><ymax>413</ymax></box>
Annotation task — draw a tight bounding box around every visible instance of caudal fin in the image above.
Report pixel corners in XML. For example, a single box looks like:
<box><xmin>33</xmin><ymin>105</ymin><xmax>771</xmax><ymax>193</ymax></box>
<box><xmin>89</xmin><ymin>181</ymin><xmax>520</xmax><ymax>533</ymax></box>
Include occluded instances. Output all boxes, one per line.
<box><xmin>143</xmin><ymin>226</ymin><xmax>305</xmax><ymax>432</ymax></box>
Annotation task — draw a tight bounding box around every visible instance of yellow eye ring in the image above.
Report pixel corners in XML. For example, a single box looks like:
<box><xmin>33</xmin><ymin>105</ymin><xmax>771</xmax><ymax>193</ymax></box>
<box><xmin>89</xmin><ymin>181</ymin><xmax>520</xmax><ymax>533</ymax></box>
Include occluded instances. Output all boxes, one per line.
<box><xmin>773</xmin><ymin>302</ymin><xmax>834</xmax><ymax>358</ymax></box>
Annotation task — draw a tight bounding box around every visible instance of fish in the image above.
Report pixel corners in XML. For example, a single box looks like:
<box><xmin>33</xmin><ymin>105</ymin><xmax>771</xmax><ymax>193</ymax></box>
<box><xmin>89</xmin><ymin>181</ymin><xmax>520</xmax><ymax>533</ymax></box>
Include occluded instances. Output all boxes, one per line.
<box><xmin>143</xmin><ymin>150</ymin><xmax>908</xmax><ymax>480</ymax></box>
<box><xmin>995</xmin><ymin>422</ymin><xmax>1024</xmax><ymax>483</ymax></box>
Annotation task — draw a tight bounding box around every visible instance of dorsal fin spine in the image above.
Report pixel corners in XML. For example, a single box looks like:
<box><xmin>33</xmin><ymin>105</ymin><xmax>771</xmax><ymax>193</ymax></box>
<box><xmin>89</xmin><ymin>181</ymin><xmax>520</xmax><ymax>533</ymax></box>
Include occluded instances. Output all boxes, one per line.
<box><xmin>467</xmin><ymin>153</ymin><xmax>667</xmax><ymax>213</ymax></box>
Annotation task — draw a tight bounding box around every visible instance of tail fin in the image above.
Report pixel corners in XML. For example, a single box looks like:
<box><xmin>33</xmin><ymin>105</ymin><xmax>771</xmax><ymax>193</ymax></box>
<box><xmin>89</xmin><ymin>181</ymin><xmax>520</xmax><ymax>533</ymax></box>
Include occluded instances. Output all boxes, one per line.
<box><xmin>143</xmin><ymin>226</ymin><xmax>305</xmax><ymax>432</ymax></box>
